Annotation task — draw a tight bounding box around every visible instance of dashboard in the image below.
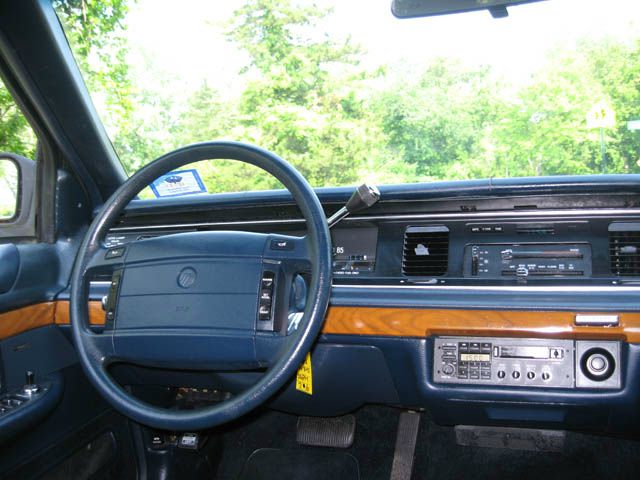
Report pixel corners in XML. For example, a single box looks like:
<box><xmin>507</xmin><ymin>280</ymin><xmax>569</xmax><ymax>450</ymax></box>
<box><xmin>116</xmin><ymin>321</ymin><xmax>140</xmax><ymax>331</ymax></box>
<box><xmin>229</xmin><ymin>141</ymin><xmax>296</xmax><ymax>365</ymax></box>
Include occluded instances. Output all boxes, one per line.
<box><xmin>103</xmin><ymin>182</ymin><xmax>640</xmax><ymax>291</ymax></box>
<box><xmin>85</xmin><ymin>175</ymin><xmax>640</xmax><ymax>433</ymax></box>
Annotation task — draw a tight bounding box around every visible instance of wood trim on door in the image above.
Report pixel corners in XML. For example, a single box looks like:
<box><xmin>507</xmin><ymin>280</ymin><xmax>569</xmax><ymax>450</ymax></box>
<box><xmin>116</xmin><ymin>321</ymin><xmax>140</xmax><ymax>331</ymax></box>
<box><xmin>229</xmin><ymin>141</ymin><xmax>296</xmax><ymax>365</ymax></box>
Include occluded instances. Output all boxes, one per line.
<box><xmin>0</xmin><ymin>302</ymin><xmax>56</xmax><ymax>340</ymax></box>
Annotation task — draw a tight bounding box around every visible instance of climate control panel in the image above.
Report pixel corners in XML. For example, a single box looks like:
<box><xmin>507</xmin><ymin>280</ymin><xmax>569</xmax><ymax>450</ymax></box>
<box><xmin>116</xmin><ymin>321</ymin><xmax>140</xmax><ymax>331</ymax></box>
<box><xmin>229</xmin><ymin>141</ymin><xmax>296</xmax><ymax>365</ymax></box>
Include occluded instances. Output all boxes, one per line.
<box><xmin>433</xmin><ymin>336</ymin><xmax>621</xmax><ymax>389</ymax></box>
<box><xmin>462</xmin><ymin>243</ymin><xmax>592</xmax><ymax>279</ymax></box>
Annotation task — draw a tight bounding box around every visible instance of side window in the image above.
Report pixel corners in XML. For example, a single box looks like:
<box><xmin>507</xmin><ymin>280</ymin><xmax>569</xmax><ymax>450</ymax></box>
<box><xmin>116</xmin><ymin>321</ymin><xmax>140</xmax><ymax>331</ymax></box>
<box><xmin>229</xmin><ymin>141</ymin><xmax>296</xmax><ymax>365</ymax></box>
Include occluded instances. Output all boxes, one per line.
<box><xmin>0</xmin><ymin>77</ymin><xmax>38</xmax><ymax>235</ymax></box>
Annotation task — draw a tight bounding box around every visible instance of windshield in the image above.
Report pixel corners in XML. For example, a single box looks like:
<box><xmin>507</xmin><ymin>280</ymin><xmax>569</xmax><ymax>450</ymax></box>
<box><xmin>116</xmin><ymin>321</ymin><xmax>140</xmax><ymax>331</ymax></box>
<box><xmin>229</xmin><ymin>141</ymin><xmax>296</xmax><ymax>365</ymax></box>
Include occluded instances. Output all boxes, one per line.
<box><xmin>54</xmin><ymin>0</ymin><xmax>640</xmax><ymax>195</ymax></box>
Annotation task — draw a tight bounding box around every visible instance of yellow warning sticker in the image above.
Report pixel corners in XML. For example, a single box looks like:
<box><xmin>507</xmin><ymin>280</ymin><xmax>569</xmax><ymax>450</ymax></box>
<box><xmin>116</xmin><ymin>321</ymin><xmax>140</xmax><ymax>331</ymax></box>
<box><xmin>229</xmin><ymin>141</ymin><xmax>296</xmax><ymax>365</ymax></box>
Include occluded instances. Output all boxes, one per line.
<box><xmin>296</xmin><ymin>353</ymin><xmax>313</xmax><ymax>395</ymax></box>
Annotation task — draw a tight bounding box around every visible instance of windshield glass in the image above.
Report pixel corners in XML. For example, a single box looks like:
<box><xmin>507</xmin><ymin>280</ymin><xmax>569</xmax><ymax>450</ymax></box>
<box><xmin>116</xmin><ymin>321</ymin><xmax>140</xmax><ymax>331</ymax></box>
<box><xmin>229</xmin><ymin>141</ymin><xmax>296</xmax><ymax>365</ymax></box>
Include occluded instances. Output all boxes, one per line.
<box><xmin>54</xmin><ymin>0</ymin><xmax>640</xmax><ymax>194</ymax></box>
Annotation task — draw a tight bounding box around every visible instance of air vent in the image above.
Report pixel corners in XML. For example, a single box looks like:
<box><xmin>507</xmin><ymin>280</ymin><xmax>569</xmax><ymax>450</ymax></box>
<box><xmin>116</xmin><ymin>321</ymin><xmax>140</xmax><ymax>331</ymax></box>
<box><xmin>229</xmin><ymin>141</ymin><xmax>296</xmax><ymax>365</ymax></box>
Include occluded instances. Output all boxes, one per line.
<box><xmin>609</xmin><ymin>223</ymin><xmax>640</xmax><ymax>276</ymax></box>
<box><xmin>402</xmin><ymin>226</ymin><xmax>449</xmax><ymax>277</ymax></box>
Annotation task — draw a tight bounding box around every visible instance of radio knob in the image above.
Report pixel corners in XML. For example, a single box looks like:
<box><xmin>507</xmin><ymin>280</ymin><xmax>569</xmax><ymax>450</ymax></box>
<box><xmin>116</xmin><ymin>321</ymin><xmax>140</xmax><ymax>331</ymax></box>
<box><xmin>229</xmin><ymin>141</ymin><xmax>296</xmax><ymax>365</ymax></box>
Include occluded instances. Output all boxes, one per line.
<box><xmin>497</xmin><ymin>370</ymin><xmax>506</xmax><ymax>379</ymax></box>
<box><xmin>512</xmin><ymin>371</ymin><xmax>521</xmax><ymax>379</ymax></box>
<box><xmin>526</xmin><ymin>371</ymin><xmax>536</xmax><ymax>380</ymax></box>
<box><xmin>541</xmin><ymin>372</ymin><xmax>551</xmax><ymax>381</ymax></box>
<box><xmin>442</xmin><ymin>364</ymin><xmax>455</xmax><ymax>376</ymax></box>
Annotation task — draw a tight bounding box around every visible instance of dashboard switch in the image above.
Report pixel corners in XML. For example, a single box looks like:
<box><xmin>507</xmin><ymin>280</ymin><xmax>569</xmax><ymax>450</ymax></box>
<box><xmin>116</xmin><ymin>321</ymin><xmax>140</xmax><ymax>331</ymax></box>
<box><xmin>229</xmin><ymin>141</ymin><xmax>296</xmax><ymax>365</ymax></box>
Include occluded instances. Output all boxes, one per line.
<box><xmin>257</xmin><ymin>271</ymin><xmax>276</xmax><ymax>326</ymax></box>
<box><xmin>105</xmin><ymin>247</ymin><xmax>125</xmax><ymax>259</ymax></box>
<box><xmin>471</xmin><ymin>255</ymin><xmax>479</xmax><ymax>276</ymax></box>
<box><xmin>270</xmin><ymin>239</ymin><xmax>294</xmax><ymax>251</ymax></box>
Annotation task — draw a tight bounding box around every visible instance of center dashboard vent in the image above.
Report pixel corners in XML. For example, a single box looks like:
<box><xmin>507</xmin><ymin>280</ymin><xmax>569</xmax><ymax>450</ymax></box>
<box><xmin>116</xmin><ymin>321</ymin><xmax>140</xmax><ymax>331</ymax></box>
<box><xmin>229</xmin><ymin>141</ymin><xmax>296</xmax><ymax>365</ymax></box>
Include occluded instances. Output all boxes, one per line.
<box><xmin>609</xmin><ymin>223</ymin><xmax>640</xmax><ymax>276</ymax></box>
<box><xmin>402</xmin><ymin>226</ymin><xmax>449</xmax><ymax>277</ymax></box>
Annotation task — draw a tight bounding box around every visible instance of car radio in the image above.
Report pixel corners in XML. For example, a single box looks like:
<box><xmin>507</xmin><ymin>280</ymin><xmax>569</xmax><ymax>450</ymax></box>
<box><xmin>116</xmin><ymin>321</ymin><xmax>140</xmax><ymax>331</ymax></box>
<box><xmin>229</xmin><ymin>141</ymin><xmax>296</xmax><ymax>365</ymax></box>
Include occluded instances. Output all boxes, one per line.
<box><xmin>433</xmin><ymin>336</ymin><xmax>621</xmax><ymax>389</ymax></box>
<box><xmin>462</xmin><ymin>243</ymin><xmax>592</xmax><ymax>278</ymax></box>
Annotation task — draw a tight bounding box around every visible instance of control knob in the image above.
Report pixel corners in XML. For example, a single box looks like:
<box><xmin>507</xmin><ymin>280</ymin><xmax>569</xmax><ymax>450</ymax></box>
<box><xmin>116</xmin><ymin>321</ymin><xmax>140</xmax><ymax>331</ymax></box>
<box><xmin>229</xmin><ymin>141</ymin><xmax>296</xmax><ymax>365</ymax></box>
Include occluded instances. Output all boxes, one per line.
<box><xmin>442</xmin><ymin>364</ymin><xmax>455</xmax><ymax>376</ymax></box>
<box><xmin>581</xmin><ymin>348</ymin><xmax>615</xmax><ymax>381</ymax></box>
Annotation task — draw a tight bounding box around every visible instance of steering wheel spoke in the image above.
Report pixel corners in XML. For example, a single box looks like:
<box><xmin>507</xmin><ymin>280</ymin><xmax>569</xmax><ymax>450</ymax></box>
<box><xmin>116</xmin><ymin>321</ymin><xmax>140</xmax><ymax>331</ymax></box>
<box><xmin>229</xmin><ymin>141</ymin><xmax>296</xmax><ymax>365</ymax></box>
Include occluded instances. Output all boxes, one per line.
<box><xmin>80</xmin><ymin>329</ymin><xmax>116</xmax><ymax>367</ymax></box>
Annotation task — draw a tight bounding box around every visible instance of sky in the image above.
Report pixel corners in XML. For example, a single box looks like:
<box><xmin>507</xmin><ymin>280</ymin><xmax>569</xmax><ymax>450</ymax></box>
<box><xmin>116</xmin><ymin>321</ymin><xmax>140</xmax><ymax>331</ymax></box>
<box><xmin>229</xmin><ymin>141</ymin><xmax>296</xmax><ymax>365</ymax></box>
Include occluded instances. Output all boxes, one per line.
<box><xmin>124</xmin><ymin>0</ymin><xmax>640</xmax><ymax>101</ymax></box>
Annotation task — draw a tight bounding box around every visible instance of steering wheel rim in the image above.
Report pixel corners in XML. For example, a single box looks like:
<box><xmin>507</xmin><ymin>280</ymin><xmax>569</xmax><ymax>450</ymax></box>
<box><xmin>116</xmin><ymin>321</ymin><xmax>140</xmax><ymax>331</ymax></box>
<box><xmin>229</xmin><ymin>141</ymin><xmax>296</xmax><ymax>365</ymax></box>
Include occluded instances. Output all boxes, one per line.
<box><xmin>69</xmin><ymin>141</ymin><xmax>332</xmax><ymax>431</ymax></box>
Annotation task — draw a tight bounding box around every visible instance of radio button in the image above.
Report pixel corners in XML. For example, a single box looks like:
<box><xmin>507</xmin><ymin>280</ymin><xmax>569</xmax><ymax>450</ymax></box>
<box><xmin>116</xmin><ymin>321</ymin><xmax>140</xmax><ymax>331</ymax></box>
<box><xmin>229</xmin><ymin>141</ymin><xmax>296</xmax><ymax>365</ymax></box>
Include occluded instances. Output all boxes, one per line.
<box><xmin>526</xmin><ymin>371</ymin><xmax>536</xmax><ymax>380</ymax></box>
<box><xmin>469</xmin><ymin>370</ymin><xmax>480</xmax><ymax>380</ymax></box>
<box><xmin>497</xmin><ymin>370</ymin><xmax>506</xmax><ymax>379</ymax></box>
<box><xmin>512</xmin><ymin>371</ymin><xmax>521</xmax><ymax>380</ymax></box>
<box><xmin>550</xmin><ymin>348</ymin><xmax>564</xmax><ymax>360</ymax></box>
<box><xmin>481</xmin><ymin>371</ymin><xmax>491</xmax><ymax>379</ymax></box>
<box><xmin>541</xmin><ymin>372</ymin><xmax>551</xmax><ymax>381</ymax></box>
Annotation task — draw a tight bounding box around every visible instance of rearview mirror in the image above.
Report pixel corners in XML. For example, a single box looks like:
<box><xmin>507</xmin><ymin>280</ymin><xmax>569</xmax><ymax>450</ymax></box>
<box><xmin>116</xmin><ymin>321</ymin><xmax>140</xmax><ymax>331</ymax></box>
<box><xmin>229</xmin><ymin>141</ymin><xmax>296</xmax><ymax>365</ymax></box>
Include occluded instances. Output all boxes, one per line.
<box><xmin>391</xmin><ymin>0</ymin><xmax>548</xmax><ymax>19</ymax></box>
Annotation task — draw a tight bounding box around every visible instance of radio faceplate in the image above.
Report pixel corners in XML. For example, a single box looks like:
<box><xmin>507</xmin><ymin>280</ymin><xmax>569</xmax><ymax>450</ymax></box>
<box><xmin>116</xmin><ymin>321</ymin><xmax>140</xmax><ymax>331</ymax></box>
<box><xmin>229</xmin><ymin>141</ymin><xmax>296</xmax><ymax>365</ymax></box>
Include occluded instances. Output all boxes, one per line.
<box><xmin>434</xmin><ymin>337</ymin><xmax>576</xmax><ymax>388</ymax></box>
<box><xmin>462</xmin><ymin>243</ymin><xmax>592</xmax><ymax>279</ymax></box>
<box><xmin>434</xmin><ymin>337</ymin><xmax>621</xmax><ymax>389</ymax></box>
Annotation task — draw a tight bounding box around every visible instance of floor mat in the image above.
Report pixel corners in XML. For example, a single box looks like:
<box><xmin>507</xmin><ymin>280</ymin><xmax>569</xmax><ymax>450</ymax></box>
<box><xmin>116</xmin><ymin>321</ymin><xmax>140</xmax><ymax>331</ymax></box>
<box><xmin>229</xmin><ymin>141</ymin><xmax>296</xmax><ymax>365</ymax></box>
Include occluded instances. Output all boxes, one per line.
<box><xmin>238</xmin><ymin>448</ymin><xmax>360</xmax><ymax>480</ymax></box>
<box><xmin>413</xmin><ymin>420</ymin><xmax>640</xmax><ymax>480</ymax></box>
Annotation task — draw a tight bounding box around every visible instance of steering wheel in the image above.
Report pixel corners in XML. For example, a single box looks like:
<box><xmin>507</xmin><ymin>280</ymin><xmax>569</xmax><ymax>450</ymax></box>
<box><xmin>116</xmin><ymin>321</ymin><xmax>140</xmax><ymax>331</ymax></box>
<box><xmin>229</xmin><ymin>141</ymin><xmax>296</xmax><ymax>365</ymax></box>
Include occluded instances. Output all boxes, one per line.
<box><xmin>69</xmin><ymin>142</ymin><xmax>332</xmax><ymax>431</ymax></box>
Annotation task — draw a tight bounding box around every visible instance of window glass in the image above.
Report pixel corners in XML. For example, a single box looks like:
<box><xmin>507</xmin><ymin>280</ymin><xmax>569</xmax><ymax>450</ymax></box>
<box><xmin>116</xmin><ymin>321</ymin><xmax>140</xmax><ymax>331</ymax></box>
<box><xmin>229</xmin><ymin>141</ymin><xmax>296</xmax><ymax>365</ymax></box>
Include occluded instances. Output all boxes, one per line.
<box><xmin>55</xmin><ymin>0</ymin><xmax>640</xmax><ymax>197</ymax></box>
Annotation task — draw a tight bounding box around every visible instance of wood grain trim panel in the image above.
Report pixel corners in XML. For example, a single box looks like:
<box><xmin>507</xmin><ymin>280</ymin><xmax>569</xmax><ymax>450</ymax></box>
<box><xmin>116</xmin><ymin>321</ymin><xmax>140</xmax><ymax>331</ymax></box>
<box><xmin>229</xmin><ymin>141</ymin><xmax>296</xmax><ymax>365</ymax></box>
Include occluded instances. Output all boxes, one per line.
<box><xmin>0</xmin><ymin>302</ymin><xmax>56</xmax><ymax>340</ymax></box>
<box><xmin>54</xmin><ymin>300</ymin><xmax>105</xmax><ymax>326</ymax></box>
<box><xmin>6</xmin><ymin>302</ymin><xmax>640</xmax><ymax>343</ymax></box>
<box><xmin>323</xmin><ymin>307</ymin><xmax>640</xmax><ymax>342</ymax></box>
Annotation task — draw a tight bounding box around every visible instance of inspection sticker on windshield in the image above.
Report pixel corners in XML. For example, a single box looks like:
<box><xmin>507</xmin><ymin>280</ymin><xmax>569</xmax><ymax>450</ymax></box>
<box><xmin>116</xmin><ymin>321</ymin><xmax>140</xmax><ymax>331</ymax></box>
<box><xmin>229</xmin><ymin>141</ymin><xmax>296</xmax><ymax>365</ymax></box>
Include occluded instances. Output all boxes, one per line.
<box><xmin>296</xmin><ymin>353</ymin><xmax>313</xmax><ymax>395</ymax></box>
<box><xmin>150</xmin><ymin>169</ymin><xmax>207</xmax><ymax>198</ymax></box>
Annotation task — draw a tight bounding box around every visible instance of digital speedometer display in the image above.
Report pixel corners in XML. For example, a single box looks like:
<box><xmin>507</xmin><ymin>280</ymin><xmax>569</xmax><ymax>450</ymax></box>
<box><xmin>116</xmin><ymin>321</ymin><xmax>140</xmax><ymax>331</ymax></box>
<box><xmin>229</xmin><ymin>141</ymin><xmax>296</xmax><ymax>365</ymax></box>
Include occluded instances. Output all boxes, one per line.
<box><xmin>331</xmin><ymin>227</ymin><xmax>378</xmax><ymax>276</ymax></box>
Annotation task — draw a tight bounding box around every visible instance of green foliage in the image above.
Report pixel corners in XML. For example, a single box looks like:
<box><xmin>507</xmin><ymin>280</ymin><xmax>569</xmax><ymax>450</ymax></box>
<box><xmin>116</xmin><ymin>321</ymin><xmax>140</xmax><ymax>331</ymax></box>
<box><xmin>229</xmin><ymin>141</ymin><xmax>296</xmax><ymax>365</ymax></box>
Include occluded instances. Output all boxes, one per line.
<box><xmin>54</xmin><ymin>0</ymin><xmax>139</xmax><ymax>169</ymax></box>
<box><xmin>493</xmin><ymin>39</ymin><xmax>640</xmax><ymax>177</ymax></box>
<box><xmin>373</xmin><ymin>59</ymin><xmax>505</xmax><ymax>181</ymax></box>
<box><xmin>224</xmin><ymin>0</ymin><xmax>378</xmax><ymax>187</ymax></box>
<box><xmin>0</xmin><ymin>83</ymin><xmax>37</xmax><ymax>159</ymax></box>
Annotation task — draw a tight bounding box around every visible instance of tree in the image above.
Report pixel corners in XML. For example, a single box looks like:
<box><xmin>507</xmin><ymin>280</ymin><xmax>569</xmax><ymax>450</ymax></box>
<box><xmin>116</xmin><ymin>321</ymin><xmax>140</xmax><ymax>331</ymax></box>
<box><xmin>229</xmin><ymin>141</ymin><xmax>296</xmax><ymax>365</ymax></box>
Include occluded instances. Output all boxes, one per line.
<box><xmin>495</xmin><ymin>39</ymin><xmax>640</xmax><ymax>177</ymax></box>
<box><xmin>0</xmin><ymin>83</ymin><xmax>37</xmax><ymax>159</ymax></box>
<box><xmin>54</xmin><ymin>0</ymin><xmax>139</xmax><ymax>170</ymax></box>
<box><xmin>223</xmin><ymin>0</ymin><xmax>384</xmax><ymax>187</ymax></box>
<box><xmin>373</xmin><ymin>58</ymin><xmax>505</xmax><ymax>181</ymax></box>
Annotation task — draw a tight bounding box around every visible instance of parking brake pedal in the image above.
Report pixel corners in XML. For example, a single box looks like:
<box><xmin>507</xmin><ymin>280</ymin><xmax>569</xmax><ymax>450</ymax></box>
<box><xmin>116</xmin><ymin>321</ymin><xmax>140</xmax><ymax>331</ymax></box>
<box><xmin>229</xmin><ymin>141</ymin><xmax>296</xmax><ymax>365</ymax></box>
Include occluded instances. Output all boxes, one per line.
<box><xmin>296</xmin><ymin>415</ymin><xmax>356</xmax><ymax>448</ymax></box>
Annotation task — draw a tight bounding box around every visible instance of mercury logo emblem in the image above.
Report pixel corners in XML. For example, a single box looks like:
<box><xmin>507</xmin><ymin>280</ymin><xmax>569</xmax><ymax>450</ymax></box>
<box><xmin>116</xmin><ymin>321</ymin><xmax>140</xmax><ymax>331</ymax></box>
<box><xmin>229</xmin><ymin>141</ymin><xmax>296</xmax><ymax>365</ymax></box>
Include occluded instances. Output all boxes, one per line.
<box><xmin>177</xmin><ymin>267</ymin><xmax>197</xmax><ymax>289</ymax></box>
<box><xmin>414</xmin><ymin>243</ymin><xmax>430</xmax><ymax>256</ymax></box>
